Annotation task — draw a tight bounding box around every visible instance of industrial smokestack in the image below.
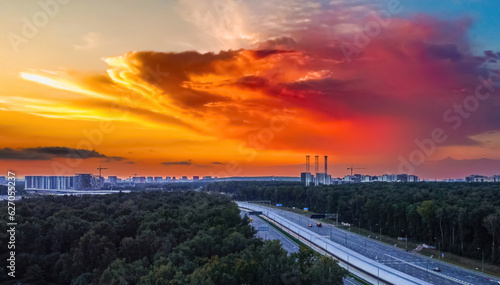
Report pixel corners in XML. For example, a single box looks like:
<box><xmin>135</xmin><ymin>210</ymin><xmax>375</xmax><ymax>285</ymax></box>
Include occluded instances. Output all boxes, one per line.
<box><xmin>324</xmin><ymin>155</ymin><xmax>328</xmax><ymax>174</ymax></box>
<box><xmin>306</xmin><ymin>155</ymin><xmax>310</xmax><ymax>172</ymax></box>
<box><xmin>315</xmin><ymin>155</ymin><xmax>319</xmax><ymax>174</ymax></box>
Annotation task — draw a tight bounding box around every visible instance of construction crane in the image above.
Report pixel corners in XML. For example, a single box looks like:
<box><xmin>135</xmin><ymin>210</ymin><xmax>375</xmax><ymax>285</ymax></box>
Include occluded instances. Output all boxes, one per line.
<box><xmin>347</xmin><ymin>166</ymin><xmax>365</xmax><ymax>176</ymax></box>
<box><xmin>97</xmin><ymin>165</ymin><xmax>108</xmax><ymax>179</ymax></box>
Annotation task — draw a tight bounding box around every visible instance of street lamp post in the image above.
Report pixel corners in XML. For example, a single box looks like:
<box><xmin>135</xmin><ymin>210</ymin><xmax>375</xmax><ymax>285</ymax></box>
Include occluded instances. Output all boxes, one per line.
<box><xmin>438</xmin><ymin>240</ymin><xmax>440</xmax><ymax>260</ymax></box>
<box><xmin>405</xmin><ymin>234</ymin><xmax>408</xmax><ymax>252</ymax></box>
<box><xmin>477</xmin><ymin>248</ymin><xmax>484</xmax><ymax>274</ymax></box>
<box><xmin>482</xmin><ymin>250</ymin><xmax>484</xmax><ymax>274</ymax></box>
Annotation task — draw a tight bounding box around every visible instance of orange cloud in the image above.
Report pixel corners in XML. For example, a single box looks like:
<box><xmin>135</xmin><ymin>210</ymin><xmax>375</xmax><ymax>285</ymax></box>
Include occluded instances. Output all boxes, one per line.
<box><xmin>4</xmin><ymin>8</ymin><xmax>499</xmax><ymax>178</ymax></box>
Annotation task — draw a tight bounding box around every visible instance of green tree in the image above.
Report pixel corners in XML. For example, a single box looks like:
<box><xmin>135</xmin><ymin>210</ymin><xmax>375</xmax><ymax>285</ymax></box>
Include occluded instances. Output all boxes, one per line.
<box><xmin>483</xmin><ymin>210</ymin><xmax>500</xmax><ymax>263</ymax></box>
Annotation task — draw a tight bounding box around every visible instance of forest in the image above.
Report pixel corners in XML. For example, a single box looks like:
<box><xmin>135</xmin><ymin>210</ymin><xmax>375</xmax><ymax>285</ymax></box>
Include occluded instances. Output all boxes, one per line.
<box><xmin>205</xmin><ymin>181</ymin><xmax>500</xmax><ymax>264</ymax></box>
<box><xmin>0</xmin><ymin>191</ymin><xmax>346</xmax><ymax>284</ymax></box>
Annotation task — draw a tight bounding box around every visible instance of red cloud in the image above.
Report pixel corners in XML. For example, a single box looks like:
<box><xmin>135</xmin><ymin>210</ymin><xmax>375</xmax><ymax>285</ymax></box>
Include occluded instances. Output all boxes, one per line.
<box><xmin>19</xmin><ymin>8</ymin><xmax>500</xmax><ymax>175</ymax></box>
<box><xmin>112</xmin><ymin>14</ymin><xmax>498</xmax><ymax>162</ymax></box>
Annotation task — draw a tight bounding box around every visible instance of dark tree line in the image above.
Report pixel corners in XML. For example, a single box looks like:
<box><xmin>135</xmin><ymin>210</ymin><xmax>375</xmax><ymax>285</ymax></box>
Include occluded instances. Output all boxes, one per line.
<box><xmin>205</xmin><ymin>181</ymin><xmax>500</xmax><ymax>264</ymax></box>
<box><xmin>0</xmin><ymin>191</ymin><xmax>346</xmax><ymax>284</ymax></box>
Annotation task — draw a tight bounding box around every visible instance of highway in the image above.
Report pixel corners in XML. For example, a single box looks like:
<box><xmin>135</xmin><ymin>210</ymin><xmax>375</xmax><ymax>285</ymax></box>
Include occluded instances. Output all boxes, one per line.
<box><xmin>240</xmin><ymin>211</ymin><xmax>363</xmax><ymax>285</ymax></box>
<box><xmin>239</xmin><ymin>202</ymin><xmax>499</xmax><ymax>285</ymax></box>
<box><xmin>240</xmin><ymin>212</ymin><xmax>300</xmax><ymax>254</ymax></box>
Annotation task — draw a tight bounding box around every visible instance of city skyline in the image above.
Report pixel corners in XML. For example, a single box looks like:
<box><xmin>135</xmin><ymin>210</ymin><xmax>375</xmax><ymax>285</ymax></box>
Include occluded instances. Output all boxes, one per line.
<box><xmin>1</xmin><ymin>0</ymin><xmax>500</xmax><ymax>179</ymax></box>
<box><xmin>10</xmin><ymin>168</ymin><xmax>500</xmax><ymax>183</ymax></box>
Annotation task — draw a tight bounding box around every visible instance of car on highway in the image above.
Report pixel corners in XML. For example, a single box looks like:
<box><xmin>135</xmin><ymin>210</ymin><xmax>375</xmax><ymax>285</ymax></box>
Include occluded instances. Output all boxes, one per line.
<box><xmin>308</xmin><ymin>223</ymin><xmax>313</xmax><ymax>227</ymax></box>
<box><xmin>316</xmin><ymin>222</ymin><xmax>322</xmax><ymax>227</ymax></box>
<box><xmin>432</xmin><ymin>267</ymin><xmax>441</xmax><ymax>272</ymax></box>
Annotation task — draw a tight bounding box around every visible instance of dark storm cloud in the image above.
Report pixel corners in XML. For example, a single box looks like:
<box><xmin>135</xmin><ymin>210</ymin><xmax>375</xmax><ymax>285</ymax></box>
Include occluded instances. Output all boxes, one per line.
<box><xmin>161</xmin><ymin>160</ymin><xmax>193</xmax><ymax>166</ymax></box>
<box><xmin>0</xmin><ymin>147</ymin><xmax>124</xmax><ymax>161</ymax></box>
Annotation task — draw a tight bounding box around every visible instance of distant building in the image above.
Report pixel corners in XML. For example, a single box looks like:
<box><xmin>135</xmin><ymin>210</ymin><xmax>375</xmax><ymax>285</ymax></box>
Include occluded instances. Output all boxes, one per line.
<box><xmin>202</xmin><ymin>176</ymin><xmax>212</xmax><ymax>180</ymax></box>
<box><xmin>340</xmin><ymin>173</ymin><xmax>418</xmax><ymax>183</ymax></box>
<box><xmin>361</xmin><ymin>175</ymin><xmax>371</xmax><ymax>182</ymax></box>
<box><xmin>397</xmin><ymin>174</ymin><xmax>408</xmax><ymax>182</ymax></box>
<box><xmin>0</xmin><ymin>176</ymin><xmax>5</xmax><ymax>185</ymax></box>
<box><xmin>147</xmin><ymin>177</ymin><xmax>154</xmax><ymax>183</ymax></box>
<box><xmin>133</xmin><ymin>177</ymin><xmax>146</xmax><ymax>183</ymax></box>
<box><xmin>193</xmin><ymin>176</ymin><xmax>199</xmax><ymax>180</ymax></box>
<box><xmin>343</xmin><ymin>174</ymin><xmax>361</xmax><ymax>183</ymax></box>
<box><xmin>181</xmin><ymin>176</ymin><xmax>188</xmax><ymax>181</ymax></box>
<box><xmin>57</xmin><ymin>176</ymin><xmax>75</xmax><ymax>190</ymax></box>
<box><xmin>466</xmin><ymin>175</ymin><xmax>489</xmax><ymax>182</ymax></box>
<box><xmin>25</xmin><ymin>176</ymin><xmax>74</xmax><ymax>190</ymax></box>
<box><xmin>154</xmin><ymin>177</ymin><xmax>163</xmax><ymax>183</ymax></box>
<box><xmin>165</xmin><ymin>177</ymin><xmax>171</xmax><ymax>181</ymax></box>
<box><xmin>408</xmin><ymin>175</ymin><xmax>419</xmax><ymax>182</ymax></box>
<box><xmin>25</xmin><ymin>176</ymin><xmax>42</xmax><ymax>189</ymax></box>
<box><xmin>381</xmin><ymin>174</ymin><xmax>396</xmax><ymax>182</ymax></box>
<box><xmin>98</xmin><ymin>176</ymin><xmax>105</xmax><ymax>188</ymax></box>
<box><xmin>108</xmin><ymin>176</ymin><xmax>118</xmax><ymax>185</ymax></box>
<box><xmin>59</xmin><ymin>176</ymin><xmax>74</xmax><ymax>189</ymax></box>
<box><xmin>74</xmin><ymin>174</ymin><xmax>95</xmax><ymax>190</ymax></box>
<box><xmin>301</xmin><ymin>172</ymin><xmax>312</xmax><ymax>186</ymax></box>
<box><xmin>315</xmin><ymin>173</ymin><xmax>331</xmax><ymax>185</ymax></box>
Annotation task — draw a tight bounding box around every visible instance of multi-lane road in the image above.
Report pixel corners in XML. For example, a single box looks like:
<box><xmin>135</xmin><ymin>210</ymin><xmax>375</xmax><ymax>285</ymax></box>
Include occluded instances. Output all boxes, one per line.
<box><xmin>240</xmin><ymin>211</ymin><xmax>300</xmax><ymax>254</ymax></box>
<box><xmin>240</xmin><ymin>203</ymin><xmax>499</xmax><ymax>285</ymax></box>
<box><xmin>240</xmin><ymin>211</ymin><xmax>363</xmax><ymax>285</ymax></box>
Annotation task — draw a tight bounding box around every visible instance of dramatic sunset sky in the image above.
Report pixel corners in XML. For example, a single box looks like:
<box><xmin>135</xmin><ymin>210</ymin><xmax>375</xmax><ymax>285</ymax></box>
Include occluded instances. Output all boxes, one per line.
<box><xmin>1</xmin><ymin>0</ymin><xmax>499</xmax><ymax>179</ymax></box>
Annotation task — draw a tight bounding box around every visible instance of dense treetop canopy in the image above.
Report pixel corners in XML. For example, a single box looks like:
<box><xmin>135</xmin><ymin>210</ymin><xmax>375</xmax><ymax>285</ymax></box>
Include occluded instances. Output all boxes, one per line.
<box><xmin>0</xmin><ymin>191</ymin><xmax>346</xmax><ymax>284</ymax></box>
<box><xmin>206</xmin><ymin>181</ymin><xmax>500</xmax><ymax>264</ymax></box>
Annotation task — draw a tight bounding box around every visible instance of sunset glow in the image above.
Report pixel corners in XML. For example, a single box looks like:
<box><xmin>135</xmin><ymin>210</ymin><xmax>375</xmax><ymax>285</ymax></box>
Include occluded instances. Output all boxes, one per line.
<box><xmin>1</xmin><ymin>0</ymin><xmax>499</xmax><ymax>179</ymax></box>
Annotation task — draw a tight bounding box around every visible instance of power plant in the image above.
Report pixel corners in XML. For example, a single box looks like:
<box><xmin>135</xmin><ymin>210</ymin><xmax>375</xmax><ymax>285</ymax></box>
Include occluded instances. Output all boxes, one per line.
<box><xmin>301</xmin><ymin>155</ymin><xmax>331</xmax><ymax>186</ymax></box>
<box><xmin>300</xmin><ymin>156</ymin><xmax>423</xmax><ymax>185</ymax></box>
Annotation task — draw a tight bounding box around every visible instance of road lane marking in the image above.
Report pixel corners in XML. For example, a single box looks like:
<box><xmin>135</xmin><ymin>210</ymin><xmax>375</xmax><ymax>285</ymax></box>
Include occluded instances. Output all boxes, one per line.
<box><xmin>384</xmin><ymin>254</ymin><xmax>472</xmax><ymax>285</ymax></box>
<box><xmin>255</xmin><ymin>216</ymin><xmax>300</xmax><ymax>249</ymax></box>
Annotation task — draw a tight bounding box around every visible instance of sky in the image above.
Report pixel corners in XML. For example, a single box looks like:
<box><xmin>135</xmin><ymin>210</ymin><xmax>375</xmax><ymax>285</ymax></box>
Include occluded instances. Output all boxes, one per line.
<box><xmin>0</xmin><ymin>0</ymin><xmax>499</xmax><ymax>179</ymax></box>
